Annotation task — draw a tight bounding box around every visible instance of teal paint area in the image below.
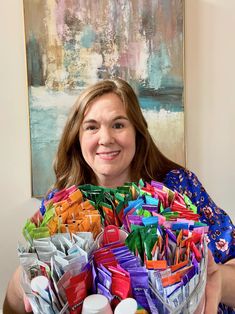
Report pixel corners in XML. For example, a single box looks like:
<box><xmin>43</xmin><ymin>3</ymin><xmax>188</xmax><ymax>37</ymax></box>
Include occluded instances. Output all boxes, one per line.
<box><xmin>140</xmin><ymin>95</ymin><xmax>183</xmax><ymax>112</ymax></box>
<box><xmin>80</xmin><ymin>26</ymin><xmax>96</xmax><ymax>48</ymax></box>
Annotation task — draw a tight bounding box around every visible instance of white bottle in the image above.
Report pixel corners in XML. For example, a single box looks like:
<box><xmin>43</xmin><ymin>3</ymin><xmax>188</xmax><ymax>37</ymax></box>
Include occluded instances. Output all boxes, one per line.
<box><xmin>114</xmin><ymin>298</ymin><xmax>138</xmax><ymax>314</ymax></box>
<box><xmin>82</xmin><ymin>294</ymin><xmax>113</xmax><ymax>314</ymax></box>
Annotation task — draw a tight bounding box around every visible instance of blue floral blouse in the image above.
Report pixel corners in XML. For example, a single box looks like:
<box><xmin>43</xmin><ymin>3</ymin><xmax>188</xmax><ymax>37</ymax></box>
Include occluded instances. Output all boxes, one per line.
<box><xmin>163</xmin><ymin>168</ymin><xmax>235</xmax><ymax>314</ymax></box>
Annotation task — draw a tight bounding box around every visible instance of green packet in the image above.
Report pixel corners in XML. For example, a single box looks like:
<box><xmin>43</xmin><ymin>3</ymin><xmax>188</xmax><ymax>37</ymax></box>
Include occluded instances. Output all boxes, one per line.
<box><xmin>125</xmin><ymin>226</ymin><xmax>158</xmax><ymax>262</ymax></box>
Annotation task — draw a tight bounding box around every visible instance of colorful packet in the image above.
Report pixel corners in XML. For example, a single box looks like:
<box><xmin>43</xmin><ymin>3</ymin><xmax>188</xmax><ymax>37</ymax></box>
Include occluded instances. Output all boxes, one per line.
<box><xmin>97</xmin><ymin>266</ymin><xmax>112</xmax><ymax>290</ymax></box>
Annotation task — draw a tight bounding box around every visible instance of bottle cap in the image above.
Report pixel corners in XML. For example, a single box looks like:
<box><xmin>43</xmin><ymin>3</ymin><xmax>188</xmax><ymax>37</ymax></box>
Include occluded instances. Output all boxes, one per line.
<box><xmin>82</xmin><ymin>294</ymin><xmax>113</xmax><ymax>314</ymax></box>
<box><xmin>114</xmin><ymin>298</ymin><xmax>137</xmax><ymax>314</ymax></box>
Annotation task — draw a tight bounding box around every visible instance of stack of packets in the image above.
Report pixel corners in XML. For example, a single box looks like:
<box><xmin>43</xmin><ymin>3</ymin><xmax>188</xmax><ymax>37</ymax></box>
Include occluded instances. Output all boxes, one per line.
<box><xmin>19</xmin><ymin>180</ymin><xmax>209</xmax><ymax>314</ymax></box>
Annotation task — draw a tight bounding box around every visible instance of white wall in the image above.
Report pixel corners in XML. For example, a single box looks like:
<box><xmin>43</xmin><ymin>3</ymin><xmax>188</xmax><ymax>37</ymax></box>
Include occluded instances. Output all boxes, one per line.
<box><xmin>185</xmin><ymin>0</ymin><xmax>235</xmax><ymax>212</ymax></box>
<box><xmin>0</xmin><ymin>0</ymin><xmax>235</xmax><ymax>308</ymax></box>
<box><xmin>0</xmin><ymin>0</ymin><xmax>41</xmax><ymax>308</ymax></box>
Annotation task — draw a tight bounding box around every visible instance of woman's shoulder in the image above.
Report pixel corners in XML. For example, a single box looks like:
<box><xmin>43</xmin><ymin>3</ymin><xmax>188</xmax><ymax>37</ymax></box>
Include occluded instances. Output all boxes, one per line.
<box><xmin>164</xmin><ymin>167</ymin><xmax>198</xmax><ymax>181</ymax></box>
<box><xmin>163</xmin><ymin>168</ymin><xmax>201</xmax><ymax>195</ymax></box>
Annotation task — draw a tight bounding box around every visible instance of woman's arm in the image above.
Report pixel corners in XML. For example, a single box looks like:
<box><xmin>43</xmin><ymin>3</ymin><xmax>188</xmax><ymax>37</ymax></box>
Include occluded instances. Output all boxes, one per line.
<box><xmin>205</xmin><ymin>249</ymin><xmax>235</xmax><ymax>314</ymax></box>
<box><xmin>3</xmin><ymin>266</ymin><xmax>31</xmax><ymax>314</ymax></box>
<box><xmin>220</xmin><ymin>259</ymin><xmax>235</xmax><ymax>306</ymax></box>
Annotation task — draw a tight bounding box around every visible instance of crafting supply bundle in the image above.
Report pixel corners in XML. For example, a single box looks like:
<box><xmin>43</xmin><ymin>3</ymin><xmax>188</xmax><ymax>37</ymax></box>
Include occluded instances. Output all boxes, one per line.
<box><xmin>19</xmin><ymin>180</ymin><xmax>208</xmax><ymax>313</ymax></box>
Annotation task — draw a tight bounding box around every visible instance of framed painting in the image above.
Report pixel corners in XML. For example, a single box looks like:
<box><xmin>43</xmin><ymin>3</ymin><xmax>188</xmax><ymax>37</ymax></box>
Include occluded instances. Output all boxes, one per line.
<box><xmin>23</xmin><ymin>0</ymin><xmax>185</xmax><ymax>197</ymax></box>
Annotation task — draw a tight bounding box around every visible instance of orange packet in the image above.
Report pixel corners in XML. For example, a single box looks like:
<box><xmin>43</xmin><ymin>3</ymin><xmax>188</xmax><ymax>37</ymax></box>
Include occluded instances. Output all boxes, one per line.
<box><xmin>161</xmin><ymin>272</ymin><xmax>181</xmax><ymax>287</ymax></box>
<box><xmin>47</xmin><ymin>219</ymin><xmax>58</xmax><ymax>235</ymax></box>
<box><xmin>170</xmin><ymin>259</ymin><xmax>188</xmax><ymax>272</ymax></box>
<box><xmin>67</xmin><ymin>189</ymin><xmax>83</xmax><ymax>204</ymax></box>
<box><xmin>55</xmin><ymin>200</ymin><xmax>70</xmax><ymax>215</ymax></box>
<box><xmin>145</xmin><ymin>260</ymin><xmax>167</xmax><ymax>270</ymax></box>
<box><xmin>80</xmin><ymin>200</ymin><xmax>95</xmax><ymax>211</ymax></box>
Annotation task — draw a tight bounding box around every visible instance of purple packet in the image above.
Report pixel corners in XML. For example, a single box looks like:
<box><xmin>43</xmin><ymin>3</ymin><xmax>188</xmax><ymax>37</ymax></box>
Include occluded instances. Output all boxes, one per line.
<box><xmin>192</xmin><ymin>255</ymin><xmax>199</xmax><ymax>274</ymax></box>
<box><xmin>165</xmin><ymin>228</ymin><xmax>177</xmax><ymax>243</ymax></box>
<box><xmin>144</xmin><ymin>289</ymin><xmax>158</xmax><ymax>314</ymax></box>
<box><xmin>132</xmin><ymin>289</ymin><xmax>149</xmax><ymax>311</ymax></box>
<box><xmin>128</xmin><ymin>267</ymin><xmax>149</xmax><ymax>289</ymax></box>
<box><xmin>114</xmin><ymin>250</ymin><xmax>134</xmax><ymax>258</ymax></box>
<box><xmin>111</xmin><ymin>246</ymin><xmax>130</xmax><ymax>255</ymax></box>
<box><xmin>97</xmin><ymin>282</ymin><xmax>113</xmax><ymax>301</ymax></box>
<box><xmin>151</xmin><ymin>180</ymin><xmax>164</xmax><ymax>189</ymax></box>
<box><xmin>128</xmin><ymin>215</ymin><xmax>143</xmax><ymax>226</ymax></box>
<box><xmin>97</xmin><ymin>267</ymin><xmax>112</xmax><ymax>290</ymax></box>
<box><xmin>112</xmin><ymin>247</ymin><xmax>135</xmax><ymax>261</ymax></box>
<box><xmin>168</xmin><ymin>283</ymin><xmax>184</xmax><ymax>308</ymax></box>
<box><xmin>142</xmin><ymin>204</ymin><xmax>159</xmax><ymax>213</ymax></box>
<box><xmin>122</xmin><ymin>215</ymin><xmax>129</xmax><ymax>232</ymax></box>
<box><xmin>91</xmin><ymin>263</ymin><xmax>97</xmax><ymax>294</ymax></box>
<box><xmin>116</xmin><ymin>254</ymin><xmax>135</xmax><ymax>263</ymax></box>
<box><xmin>166</xmin><ymin>281</ymin><xmax>183</xmax><ymax>298</ymax></box>
<box><xmin>120</xmin><ymin>258</ymin><xmax>141</xmax><ymax>269</ymax></box>
<box><xmin>182</xmin><ymin>265</ymin><xmax>196</xmax><ymax>285</ymax></box>
<box><xmin>111</xmin><ymin>245</ymin><xmax>129</xmax><ymax>252</ymax></box>
<box><xmin>99</xmin><ymin>264</ymin><xmax>112</xmax><ymax>277</ymax></box>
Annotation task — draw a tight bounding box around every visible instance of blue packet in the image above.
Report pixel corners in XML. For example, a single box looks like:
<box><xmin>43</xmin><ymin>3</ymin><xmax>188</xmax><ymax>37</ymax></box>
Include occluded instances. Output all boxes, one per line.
<box><xmin>145</xmin><ymin>195</ymin><xmax>159</xmax><ymax>206</ymax></box>
<box><xmin>142</xmin><ymin>216</ymin><xmax>158</xmax><ymax>227</ymax></box>
<box><xmin>171</xmin><ymin>222</ymin><xmax>189</xmax><ymax>230</ymax></box>
<box><xmin>124</xmin><ymin>199</ymin><xmax>144</xmax><ymax>215</ymax></box>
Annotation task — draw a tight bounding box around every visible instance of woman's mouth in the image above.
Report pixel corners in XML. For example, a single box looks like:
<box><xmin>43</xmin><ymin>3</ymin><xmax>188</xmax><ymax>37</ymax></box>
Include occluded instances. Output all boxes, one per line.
<box><xmin>96</xmin><ymin>150</ymin><xmax>120</xmax><ymax>160</ymax></box>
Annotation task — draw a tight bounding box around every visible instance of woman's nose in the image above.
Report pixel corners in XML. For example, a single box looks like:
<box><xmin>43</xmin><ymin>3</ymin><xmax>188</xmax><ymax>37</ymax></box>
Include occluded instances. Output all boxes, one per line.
<box><xmin>98</xmin><ymin>127</ymin><xmax>114</xmax><ymax>145</ymax></box>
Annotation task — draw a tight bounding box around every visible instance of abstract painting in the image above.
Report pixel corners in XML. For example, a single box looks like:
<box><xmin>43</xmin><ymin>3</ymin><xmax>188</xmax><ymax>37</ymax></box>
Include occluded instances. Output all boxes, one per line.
<box><xmin>23</xmin><ymin>0</ymin><xmax>184</xmax><ymax>197</ymax></box>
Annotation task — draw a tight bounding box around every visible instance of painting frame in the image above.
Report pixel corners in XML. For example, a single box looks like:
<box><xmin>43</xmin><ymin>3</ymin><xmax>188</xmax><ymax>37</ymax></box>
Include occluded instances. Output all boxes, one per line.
<box><xmin>23</xmin><ymin>0</ymin><xmax>185</xmax><ymax>197</ymax></box>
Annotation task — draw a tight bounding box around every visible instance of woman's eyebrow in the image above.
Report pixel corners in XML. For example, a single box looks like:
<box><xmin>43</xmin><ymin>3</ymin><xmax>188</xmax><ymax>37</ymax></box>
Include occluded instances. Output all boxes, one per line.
<box><xmin>113</xmin><ymin>115</ymin><xmax>129</xmax><ymax>121</ymax></box>
<box><xmin>83</xmin><ymin>116</ymin><xmax>129</xmax><ymax>124</ymax></box>
<box><xmin>82</xmin><ymin>119</ymin><xmax>97</xmax><ymax>124</ymax></box>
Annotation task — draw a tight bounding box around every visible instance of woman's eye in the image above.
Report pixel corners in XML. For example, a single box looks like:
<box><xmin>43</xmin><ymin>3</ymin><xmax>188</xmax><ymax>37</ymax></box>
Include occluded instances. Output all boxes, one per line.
<box><xmin>85</xmin><ymin>125</ymin><xmax>97</xmax><ymax>131</ymax></box>
<box><xmin>113</xmin><ymin>122</ymin><xmax>124</xmax><ymax>129</ymax></box>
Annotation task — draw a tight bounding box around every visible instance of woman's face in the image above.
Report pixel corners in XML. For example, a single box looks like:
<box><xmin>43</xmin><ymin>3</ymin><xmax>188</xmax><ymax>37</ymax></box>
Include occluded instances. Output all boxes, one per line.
<box><xmin>79</xmin><ymin>92</ymin><xmax>136</xmax><ymax>188</ymax></box>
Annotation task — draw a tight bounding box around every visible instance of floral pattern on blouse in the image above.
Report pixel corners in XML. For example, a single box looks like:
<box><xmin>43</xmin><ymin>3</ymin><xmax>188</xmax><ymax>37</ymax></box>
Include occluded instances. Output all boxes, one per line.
<box><xmin>163</xmin><ymin>168</ymin><xmax>235</xmax><ymax>314</ymax></box>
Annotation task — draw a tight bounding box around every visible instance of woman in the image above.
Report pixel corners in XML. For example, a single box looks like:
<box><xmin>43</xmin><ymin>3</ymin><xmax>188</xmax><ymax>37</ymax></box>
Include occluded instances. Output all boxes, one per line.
<box><xmin>3</xmin><ymin>78</ymin><xmax>235</xmax><ymax>313</ymax></box>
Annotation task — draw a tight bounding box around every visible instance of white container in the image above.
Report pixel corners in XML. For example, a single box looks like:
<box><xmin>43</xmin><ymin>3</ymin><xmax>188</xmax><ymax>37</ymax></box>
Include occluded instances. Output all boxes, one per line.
<box><xmin>82</xmin><ymin>294</ymin><xmax>113</xmax><ymax>314</ymax></box>
<box><xmin>114</xmin><ymin>298</ymin><xmax>138</xmax><ymax>314</ymax></box>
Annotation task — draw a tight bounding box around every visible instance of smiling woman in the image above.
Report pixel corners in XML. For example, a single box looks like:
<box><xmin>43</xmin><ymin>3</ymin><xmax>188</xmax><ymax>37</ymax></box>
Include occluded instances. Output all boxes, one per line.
<box><xmin>53</xmin><ymin>78</ymin><xmax>182</xmax><ymax>190</ymax></box>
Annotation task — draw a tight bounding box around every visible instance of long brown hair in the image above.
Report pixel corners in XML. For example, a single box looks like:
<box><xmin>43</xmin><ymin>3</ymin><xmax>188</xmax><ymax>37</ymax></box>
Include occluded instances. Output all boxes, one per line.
<box><xmin>53</xmin><ymin>78</ymin><xmax>183</xmax><ymax>189</ymax></box>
